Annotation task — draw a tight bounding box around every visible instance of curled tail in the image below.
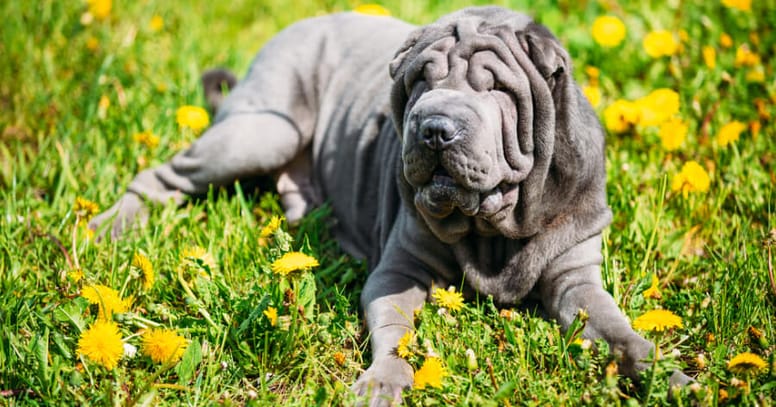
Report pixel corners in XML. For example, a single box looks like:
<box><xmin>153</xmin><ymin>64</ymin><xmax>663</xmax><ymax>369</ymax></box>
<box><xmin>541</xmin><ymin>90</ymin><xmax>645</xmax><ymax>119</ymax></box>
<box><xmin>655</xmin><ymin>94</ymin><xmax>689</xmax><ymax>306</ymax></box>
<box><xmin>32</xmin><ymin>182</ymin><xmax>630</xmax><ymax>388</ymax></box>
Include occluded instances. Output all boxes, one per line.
<box><xmin>201</xmin><ymin>68</ymin><xmax>237</xmax><ymax>112</ymax></box>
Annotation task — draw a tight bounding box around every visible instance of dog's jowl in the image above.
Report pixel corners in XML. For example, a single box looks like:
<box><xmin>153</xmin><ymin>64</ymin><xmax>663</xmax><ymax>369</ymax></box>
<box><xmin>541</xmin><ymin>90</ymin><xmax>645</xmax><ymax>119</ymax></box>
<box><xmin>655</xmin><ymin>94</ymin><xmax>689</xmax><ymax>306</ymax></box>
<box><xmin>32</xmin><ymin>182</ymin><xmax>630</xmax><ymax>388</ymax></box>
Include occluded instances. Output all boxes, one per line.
<box><xmin>90</xmin><ymin>6</ymin><xmax>692</xmax><ymax>405</ymax></box>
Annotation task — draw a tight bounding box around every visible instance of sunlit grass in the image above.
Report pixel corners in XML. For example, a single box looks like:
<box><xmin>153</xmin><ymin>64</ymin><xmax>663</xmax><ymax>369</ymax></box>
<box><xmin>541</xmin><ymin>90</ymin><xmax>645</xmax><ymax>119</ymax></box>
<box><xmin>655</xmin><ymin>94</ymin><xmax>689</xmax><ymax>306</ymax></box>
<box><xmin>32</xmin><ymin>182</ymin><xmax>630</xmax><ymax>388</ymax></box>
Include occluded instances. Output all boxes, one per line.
<box><xmin>1</xmin><ymin>0</ymin><xmax>774</xmax><ymax>405</ymax></box>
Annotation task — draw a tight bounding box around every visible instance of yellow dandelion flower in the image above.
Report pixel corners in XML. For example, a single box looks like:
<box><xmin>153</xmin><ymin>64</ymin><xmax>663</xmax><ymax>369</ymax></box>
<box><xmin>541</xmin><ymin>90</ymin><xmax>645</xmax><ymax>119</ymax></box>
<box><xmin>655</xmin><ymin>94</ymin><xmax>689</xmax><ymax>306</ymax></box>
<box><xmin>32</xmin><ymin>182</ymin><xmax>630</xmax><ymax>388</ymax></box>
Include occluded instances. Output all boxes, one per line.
<box><xmin>176</xmin><ymin>105</ymin><xmax>210</xmax><ymax>133</ymax></box>
<box><xmin>591</xmin><ymin>16</ymin><xmax>626</xmax><ymax>48</ymax></box>
<box><xmin>270</xmin><ymin>252</ymin><xmax>319</xmax><ymax>276</ymax></box>
<box><xmin>722</xmin><ymin>0</ymin><xmax>752</xmax><ymax>11</ymax></box>
<box><xmin>727</xmin><ymin>352</ymin><xmax>766</xmax><ymax>375</ymax></box>
<box><xmin>745</xmin><ymin>66</ymin><xmax>765</xmax><ymax>83</ymax></box>
<box><xmin>68</xmin><ymin>269</ymin><xmax>85</xmax><ymax>283</ymax></box>
<box><xmin>180</xmin><ymin>246</ymin><xmax>217</xmax><ymax>276</ymax></box>
<box><xmin>585</xmin><ymin>66</ymin><xmax>600</xmax><ymax>80</ymax></box>
<box><xmin>735</xmin><ymin>45</ymin><xmax>760</xmax><ymax>67</ymax></box>
<box><xmin>74</xmin><ymin>197</ymin><xmax>100</xmax><ymax>221</ymax></box>
<box><xmin>397</xmin><ymin>331</ymin><xmax>414</xmax><ymax>359</ymax></box>
<box><xmin>749</xmin><ymin>121</ymin><xmax>761</xmax><ymax>141</ymax></box>
<box><xmin>717</xmin><ymin>120</ymin><xmax>746</xmax><ymax>147</ymax></box>
<box><xmin>671</xmin><ymin>161</ymin><xmax>711</xmax><ymax>198</ymax></box>
<box><xmin>353</xmin><ymin>4</ymin><xmax>391</xmax><ymax>16</ymax></box>
<box><xmin>86</xmin><ymin>36</ymin><xmax>99</xmax><ymax>51</ymax></box>
<box><xmin>149</xmin><ymin>15</ymin><xmax>164</xmax><ymax>32</ymax></box>
<box><xmin>132</xmin><ymin>253</ymin><xmax>154</xmax><ymax>290</ymax></box>
<box><xmin>643</xmin><ymin>30</ymin><xmax>679</xmax><ymax>58</ymax></box>
<box><xmin>87</xmin><ymin>0</ymin><xmax>111</xmax><ymax>20</ymax></box>
<box><xmin>132</xmin><ymin>130</ymin><xmax>160</xmax><ymax>149</ymax></box>
<box><xmin>702</xmin><ymin>46</ymin><xmax>716</xmax><ymax>69</ymax></box>
<box><xmin>659</xmin><ymin>117</ymin><xmax>688</xmax><ymax>151</ymax></box>
<box><xmin>333</xmin><ymin>351</ymin><xmax>347</xmax><ymax>366</ymax></box>
<box><xmin>720</xmin><ymin>33</ymin><xmax>733</xmax><ymax>48</ymax></box>
<box><xmin>142</xmin><ymin>328</ymin><xmax>188</xmax><ymax>364</ymax></box>
<box><xmin>263</xmin><ymin>306</ymin><xmax>278</xmax><ymax>327</ymax></box>
<box><xmin>632</xmin><ymin>309</ymin><xmax>683</xmax><ymax>332</ymax></box>
<box><xmin>77</xmin><ymin>320</ymin><xmax>124</xmax><ymax>369</ymax></box>
<box><xmin>603</xmin><ymin>99</ymin><xmax>640</xmax><ymax>133</ymax></box>
<box><xmin>413</xmin><ymin>357</ymin><xmax>447</xmax><ymax>389</ymax></box>
<box><xmin>82</xmin><ymin>284</ymin><xmax>132</xmax><ymax>320</ymax></box>
<box><xmin>635</xmin><ymin>88</ymin><xmax>680</xmax><ymax>127</ymax></box>
<box><xmin>432</xmin><ymin>287</ymin><xmax>465</xmax><ymax>312</ymax></box>
<box><xmin>583</xmin><ymin>85</ymin><xmax>601</xmax><ymax>108</ymax></box>
<box><xmin>259</xmin><ymin>215</ymin><xmax>284</xmax><ymax>238</ymax></box>
<box><xmin>643</xmin><ymin>274</ymin><xmax>662</xmax><ymax>300</ymax></box>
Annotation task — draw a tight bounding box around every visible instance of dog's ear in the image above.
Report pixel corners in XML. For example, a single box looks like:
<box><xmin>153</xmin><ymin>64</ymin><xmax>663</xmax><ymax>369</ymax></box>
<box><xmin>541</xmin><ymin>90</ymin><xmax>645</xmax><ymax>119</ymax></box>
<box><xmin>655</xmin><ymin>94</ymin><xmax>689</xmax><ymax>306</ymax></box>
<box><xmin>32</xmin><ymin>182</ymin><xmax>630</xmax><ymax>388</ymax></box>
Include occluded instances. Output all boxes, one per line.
<box><xmin>521</xmin><ymin>23</ymin><xmax>570</xmax><ymax>89</ymax></box>
<box><xmin>389</xmin><ymin>27</ymin><xmax>426</xmax><ymax>80</ymax></box>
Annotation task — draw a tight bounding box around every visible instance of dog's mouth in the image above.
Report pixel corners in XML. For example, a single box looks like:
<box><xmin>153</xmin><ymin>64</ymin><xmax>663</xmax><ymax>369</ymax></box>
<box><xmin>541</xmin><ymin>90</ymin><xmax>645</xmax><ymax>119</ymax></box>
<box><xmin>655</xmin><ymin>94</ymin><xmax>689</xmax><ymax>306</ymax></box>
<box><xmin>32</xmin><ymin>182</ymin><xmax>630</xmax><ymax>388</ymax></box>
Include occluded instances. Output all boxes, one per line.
<box><xmin>415</xmin><ymin>166</ymin><xmax>519</xmax><ymax>222</ymax></box>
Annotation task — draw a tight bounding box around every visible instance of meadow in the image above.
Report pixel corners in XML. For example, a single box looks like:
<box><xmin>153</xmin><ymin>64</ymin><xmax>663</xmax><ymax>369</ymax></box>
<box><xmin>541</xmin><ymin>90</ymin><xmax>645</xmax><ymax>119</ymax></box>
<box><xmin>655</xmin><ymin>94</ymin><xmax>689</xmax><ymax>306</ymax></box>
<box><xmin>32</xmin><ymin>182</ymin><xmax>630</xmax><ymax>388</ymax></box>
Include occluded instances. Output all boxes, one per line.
<box><xmin>1</xmin><ymin>0</ymin><xmax>774</xmax><ymax>405</ymax></box>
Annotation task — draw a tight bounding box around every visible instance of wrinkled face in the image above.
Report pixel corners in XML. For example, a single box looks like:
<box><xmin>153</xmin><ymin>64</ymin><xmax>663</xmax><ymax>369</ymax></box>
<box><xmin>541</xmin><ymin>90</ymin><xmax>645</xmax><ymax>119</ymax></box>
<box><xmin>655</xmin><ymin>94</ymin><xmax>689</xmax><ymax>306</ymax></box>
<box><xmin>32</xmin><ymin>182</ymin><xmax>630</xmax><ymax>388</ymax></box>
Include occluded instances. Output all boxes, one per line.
<box><xmin>393</xmin><ymin>19</ymin><xmax>566</xmax><ymax>243</ymax></box>
<box><xmin>402</xmin><ymin>81</ymin><xmax>523</xmax><ymax>241</ymax></box>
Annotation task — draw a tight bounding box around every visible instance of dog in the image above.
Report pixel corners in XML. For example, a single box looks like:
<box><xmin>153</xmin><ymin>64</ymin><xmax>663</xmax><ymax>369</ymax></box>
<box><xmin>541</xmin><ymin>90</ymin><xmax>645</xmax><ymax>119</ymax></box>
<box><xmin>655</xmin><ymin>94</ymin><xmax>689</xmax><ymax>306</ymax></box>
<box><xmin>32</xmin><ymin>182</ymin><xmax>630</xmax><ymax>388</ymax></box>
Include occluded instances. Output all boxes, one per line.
<box><xmin>90</xmin><ymin>6</ymin><xmax>691</xmax><ymax>405</ymax></box>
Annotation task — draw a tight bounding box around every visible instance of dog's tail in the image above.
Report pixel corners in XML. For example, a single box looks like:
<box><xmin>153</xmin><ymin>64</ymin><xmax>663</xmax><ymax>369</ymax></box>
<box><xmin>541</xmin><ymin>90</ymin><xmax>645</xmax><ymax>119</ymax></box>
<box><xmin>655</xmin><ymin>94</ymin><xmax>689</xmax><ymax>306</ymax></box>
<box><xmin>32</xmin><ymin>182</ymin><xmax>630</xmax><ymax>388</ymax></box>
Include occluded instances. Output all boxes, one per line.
<box><xmin>201</xmin><ymin>68</ymin><xmax>237</xmax><ymax>112</ymax></box>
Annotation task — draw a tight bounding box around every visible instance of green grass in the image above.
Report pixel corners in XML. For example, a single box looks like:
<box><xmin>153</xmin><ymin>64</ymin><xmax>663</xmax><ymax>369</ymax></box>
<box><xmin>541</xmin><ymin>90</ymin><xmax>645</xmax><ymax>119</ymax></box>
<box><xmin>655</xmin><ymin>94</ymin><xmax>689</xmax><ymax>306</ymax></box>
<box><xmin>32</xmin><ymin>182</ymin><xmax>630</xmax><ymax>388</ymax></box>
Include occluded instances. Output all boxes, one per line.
<box><xmin>2</xmin><ymin>0</ymin><xmax>775</xmax><ymax>405</ymax></box>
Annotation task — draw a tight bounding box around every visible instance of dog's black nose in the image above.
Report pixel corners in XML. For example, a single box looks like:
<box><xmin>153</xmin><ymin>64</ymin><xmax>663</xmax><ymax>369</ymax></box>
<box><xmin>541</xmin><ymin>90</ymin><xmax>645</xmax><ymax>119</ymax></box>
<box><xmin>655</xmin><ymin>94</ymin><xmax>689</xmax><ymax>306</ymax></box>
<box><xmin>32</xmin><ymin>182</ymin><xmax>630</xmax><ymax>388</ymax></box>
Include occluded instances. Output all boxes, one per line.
<box><xmin>419</xmin><ymin>116</ymin><xmax>458</xmax><ymax>150</ymax></box>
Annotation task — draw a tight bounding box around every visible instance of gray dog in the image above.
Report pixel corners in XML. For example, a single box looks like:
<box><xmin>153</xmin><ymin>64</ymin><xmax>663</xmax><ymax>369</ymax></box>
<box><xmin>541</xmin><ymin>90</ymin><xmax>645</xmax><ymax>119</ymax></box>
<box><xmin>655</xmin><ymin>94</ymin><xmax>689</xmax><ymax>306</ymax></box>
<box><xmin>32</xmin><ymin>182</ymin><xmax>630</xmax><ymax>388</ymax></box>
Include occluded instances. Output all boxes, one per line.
<box><xmin>90</xmin><ymin>6</ymin><xmax>690</xmax><ymax>405</ymax></box>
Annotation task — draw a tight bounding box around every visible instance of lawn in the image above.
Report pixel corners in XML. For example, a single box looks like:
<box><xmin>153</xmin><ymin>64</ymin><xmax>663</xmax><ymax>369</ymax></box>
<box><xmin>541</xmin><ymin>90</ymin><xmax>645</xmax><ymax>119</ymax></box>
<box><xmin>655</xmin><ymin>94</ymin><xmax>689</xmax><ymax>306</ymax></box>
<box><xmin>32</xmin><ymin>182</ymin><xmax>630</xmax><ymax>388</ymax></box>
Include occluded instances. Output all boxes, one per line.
<box><xmin>1</xmin><ymin>0</ymin><xmax>774</xmax><ymax>405</ymax></box>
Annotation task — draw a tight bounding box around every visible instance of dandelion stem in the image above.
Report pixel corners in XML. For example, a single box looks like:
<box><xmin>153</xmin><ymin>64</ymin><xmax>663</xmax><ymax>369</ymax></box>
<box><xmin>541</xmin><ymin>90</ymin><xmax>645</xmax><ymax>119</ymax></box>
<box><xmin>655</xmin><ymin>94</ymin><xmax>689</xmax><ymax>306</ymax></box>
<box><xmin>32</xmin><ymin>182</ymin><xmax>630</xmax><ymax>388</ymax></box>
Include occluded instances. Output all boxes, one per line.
<box><xmin>72</xmin><ymin>215</ymin><xmax>81</xmax><ymax>270</ymax></box>
<box><xmin>176</xmin><ymin>268</ymin><xmax>221</xmax><ymax>333</ymax></box>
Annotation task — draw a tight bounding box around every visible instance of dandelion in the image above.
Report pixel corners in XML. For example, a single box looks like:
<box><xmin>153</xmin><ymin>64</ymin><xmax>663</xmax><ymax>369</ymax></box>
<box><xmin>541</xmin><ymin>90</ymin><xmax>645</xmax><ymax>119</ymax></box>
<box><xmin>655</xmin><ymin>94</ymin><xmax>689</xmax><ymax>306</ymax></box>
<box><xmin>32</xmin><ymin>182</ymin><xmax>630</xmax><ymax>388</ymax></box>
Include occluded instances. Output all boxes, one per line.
<box><xmin>720</xmin><ymin>33</ymin><xmax>733</xmax><ymax>48</ymax></box>
<box><xmin>333</xmin><ymin>351</ymin><xmax>347</xmax><ymax>366</ymax></box>
<box><xmin>603</xmin><ymin>99</ymin><xmax>639</xmax><ymax>133</ymax></box>
<box><xmin>702</xmin><ymin>46</ymin><xmax>716</xmax><ymax>69</ymax></box>
<box><xmin>397</xmin><ymin>331</ymin><xmax>414</xmax><ymax>359</ymax></box>
<box><xmin>745</xmin><ymin>66</ymin><xmax>765</xmax><ymax>83</ymax></box>
<box><xmin>132</xmin><ymin>253</ymin><xmax>154</xmax><ymax>290</ymax></box>
<box><xmin>643</xmin><ymin>274</ymin><xmax>662</xmax><ymax>299</ymax></box>
<box><xmin>643</xmin><ymin>30</ymin><xmax>679</xmax><ymax>58</ymax></box>
<box><xmin>133</xmin><ymin>130</ymin><xmax>160</xmax><ymax>149</ymax></box>
<box><xmin>260</xmin><ymin>215</ymin><xmax>284</xmax><ymax>238</ymax></box>
<box><xmin>77</xmin><ymin>320</ymin><xmax>124</xmax><ymax>369</ymax></box>
<box><xmin>658</xmin><ymin>117</ymin><xmax>688</xmax><ymax>151</ymax></box>
<box><xmin>632</xmin><ymin>309</ymin><xmax>683</xmax><ymax>332</ymax></box>
<box><xmin>635</xmin><ymin>88</ymin><xmax>680</xmax><ymax>127</ymax></box>
<box><xmin>717</xmin><ymin>121</ymin><xmax>746</xmax><ymax>147</ymax></box>
<box><xmin>176</xmin><ymin>105</ymin><xmax>210</xmax><ymax>133</ymax></box>
<box><xmin>87</xmin><ymin>0</ymin><xmax>112</xmax><ymax>20</ymax></box>
<box><xmin>263</xmin><ymin>306</ymin><xmax>278</xmax><ymax>327</ymax></box>
<box><xmin>270</xmin><ymin>252</ymin><xmax>319</xmax><ymax>276</ymax></box>
<box><xmin>722</xmin><ymin>0</ymin><xmax>752</xmax><ymax>12</ymax></box>
<box><xmin>413</xmin><ymin>357</ymin><xmax>447</xmax><ymax>389</ymax></box>
<box><xmin>68</xmin><ymin>269</ymin><xmax>84</xmax><ymax>283</ymax></box>
<box><xmin>82</xmin><ymin>284</ymin><xmax>132</xmax><ymax>320</ymax></box>
<box><xmin>142</xmin><ymin>328</ymin><xmax>188</xmax><ymax>364</ymax></box>
<box><xmin>98</xmin><ymin>94</ymin><xmax>110</xmax><ymax>118</ymax></box>
<box><xmin>582</xmin><ymin>85</ymin><xmax>601</xmax><ymax>108</ymax></box>
<box><xmin>353</xmin><ymin>4</ymin><xmax>391</xmax><ymax>16</ymax></box>
<box><xmin>671</xmin><ymin>161</ymin><xmax>711</xmax><ymax>198</ymax></box>
<box><xmin>727</xmin><ymin>352</ymin><xmax>766</xmax><ymax>375</ymax></box>
<box><xmin>149</xmin><ymin>15</ymin><xmax>164</xmax><ymax>32</ymax></box>
<box><xmin>180</xmin><ymin>246</ymin><xmax>217</xmax><ymax>276</ymax></box>
<box><xmin>591</xmin><ymin>16</ymin><xmax>626</xmax><ymax>48</ymax></box>
<box><xmin>432</xmin><ymin>287</ymin><xmax>465</xmax><ymax>312</ymax></box>
<box><xmin>735</xmin><ymin>45</ymin><xmax>760</xmax><ymax>67</ymax></box>
<box><xmin>74</xmin><ymin>197</ymin><xmax>99</xmax><ymax>221</ymax></box>
<box><xmin>749</xmin><ymin>121</ymin><xmax>761</xmax><ymax>141</ymax></box>
<box><xmin>86</xmin><ymin>36</ymin><xmax>99</xmax><ymax>51</ymax></box>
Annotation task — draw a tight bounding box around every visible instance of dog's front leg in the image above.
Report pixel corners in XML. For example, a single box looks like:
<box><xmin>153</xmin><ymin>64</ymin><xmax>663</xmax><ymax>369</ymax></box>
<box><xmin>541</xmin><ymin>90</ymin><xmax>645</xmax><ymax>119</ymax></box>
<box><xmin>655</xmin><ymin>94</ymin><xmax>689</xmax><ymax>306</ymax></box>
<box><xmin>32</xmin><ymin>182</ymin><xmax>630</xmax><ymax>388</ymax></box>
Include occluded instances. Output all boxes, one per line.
<box><xmin>538</xmin><ymin>234</ymin><xmax>693</xmax><ymax>387</ymax></box>
<box><xmin>352</xmin><ymin>253</ymin><xmax>431</xmax><ymax>406</ymax></box>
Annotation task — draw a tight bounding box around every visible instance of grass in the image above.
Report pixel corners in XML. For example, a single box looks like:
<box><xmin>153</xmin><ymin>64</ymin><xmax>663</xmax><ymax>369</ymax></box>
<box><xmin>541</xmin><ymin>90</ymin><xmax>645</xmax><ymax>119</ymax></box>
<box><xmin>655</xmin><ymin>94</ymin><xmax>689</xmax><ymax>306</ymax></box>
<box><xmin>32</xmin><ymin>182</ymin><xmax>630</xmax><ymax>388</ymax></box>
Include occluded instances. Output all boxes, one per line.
<box><xmin>1</xmin><ymin>0</ymin><xmax>775</xmax><ymax>405</ymax></box>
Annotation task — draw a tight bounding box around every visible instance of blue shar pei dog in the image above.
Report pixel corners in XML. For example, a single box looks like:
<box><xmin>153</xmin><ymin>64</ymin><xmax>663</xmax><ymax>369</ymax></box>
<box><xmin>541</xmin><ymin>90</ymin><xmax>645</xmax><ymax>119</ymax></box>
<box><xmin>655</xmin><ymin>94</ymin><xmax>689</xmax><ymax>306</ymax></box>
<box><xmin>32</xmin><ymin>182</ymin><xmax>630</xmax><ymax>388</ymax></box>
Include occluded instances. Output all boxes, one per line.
<box><xmin>91</xmin><ymin>6</ymin><xmax>691</xmax><ymax>405</ymax></box>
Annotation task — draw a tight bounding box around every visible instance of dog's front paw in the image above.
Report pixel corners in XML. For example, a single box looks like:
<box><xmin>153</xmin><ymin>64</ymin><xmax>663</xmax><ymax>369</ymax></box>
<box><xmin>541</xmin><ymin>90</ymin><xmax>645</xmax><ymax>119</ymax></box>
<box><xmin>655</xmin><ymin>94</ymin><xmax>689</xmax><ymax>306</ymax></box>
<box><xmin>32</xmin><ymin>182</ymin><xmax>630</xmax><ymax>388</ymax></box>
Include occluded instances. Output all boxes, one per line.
<box><xmin>351</xmin><ymin>357</ymin><xmax>413</xmax><ymax>407</ymax></box>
